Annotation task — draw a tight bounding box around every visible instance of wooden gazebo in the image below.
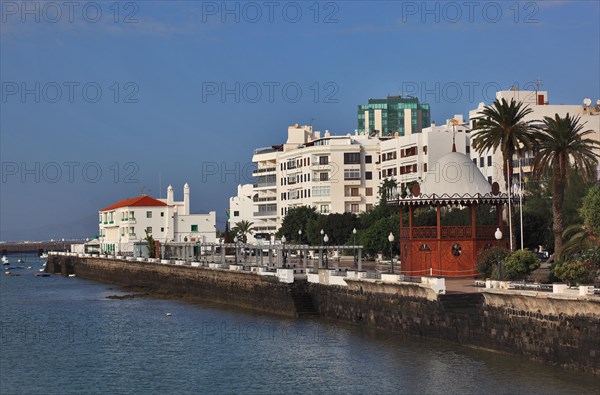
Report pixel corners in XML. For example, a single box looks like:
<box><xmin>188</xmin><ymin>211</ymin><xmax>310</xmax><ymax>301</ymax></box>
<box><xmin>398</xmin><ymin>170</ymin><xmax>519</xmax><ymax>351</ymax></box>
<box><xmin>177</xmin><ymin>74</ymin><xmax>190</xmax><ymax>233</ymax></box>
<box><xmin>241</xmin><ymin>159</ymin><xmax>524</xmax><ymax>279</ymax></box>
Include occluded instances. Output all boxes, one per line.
<box><xmin>388</xmin><ymin>151</ymin><xmax>509</xmax><ymax>278</ymax></box>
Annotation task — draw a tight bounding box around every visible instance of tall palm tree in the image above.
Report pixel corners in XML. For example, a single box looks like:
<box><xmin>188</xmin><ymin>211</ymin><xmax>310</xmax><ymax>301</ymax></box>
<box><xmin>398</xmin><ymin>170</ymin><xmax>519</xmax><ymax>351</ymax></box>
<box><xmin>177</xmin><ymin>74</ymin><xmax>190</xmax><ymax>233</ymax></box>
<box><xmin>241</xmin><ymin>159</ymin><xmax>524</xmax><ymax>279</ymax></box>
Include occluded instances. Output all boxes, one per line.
<box><xmin>232</xmin><ymin>220</ymin><xmax>254</xmax><ymax>243</ymax></box>
<box><xmin>532</xmin><ymin>113</ymin><xmax>599</xmax><ymax>259</ymax></box>
<box><xmin>471</xmin><ymin>98</ymin><xmax>536</xmax><ymax>249</ymax></box>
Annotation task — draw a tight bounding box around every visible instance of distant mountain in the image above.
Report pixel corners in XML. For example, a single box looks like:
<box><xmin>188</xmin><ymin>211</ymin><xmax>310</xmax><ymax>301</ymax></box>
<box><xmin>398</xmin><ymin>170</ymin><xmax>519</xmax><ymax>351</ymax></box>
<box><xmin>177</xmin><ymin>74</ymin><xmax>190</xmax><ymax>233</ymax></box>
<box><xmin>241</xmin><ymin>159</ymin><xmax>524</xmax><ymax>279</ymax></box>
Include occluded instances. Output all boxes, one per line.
<box><xmin>0</xmin><ymin>214</ymin><xmax>98</xmax><ymax>242</ymax></box>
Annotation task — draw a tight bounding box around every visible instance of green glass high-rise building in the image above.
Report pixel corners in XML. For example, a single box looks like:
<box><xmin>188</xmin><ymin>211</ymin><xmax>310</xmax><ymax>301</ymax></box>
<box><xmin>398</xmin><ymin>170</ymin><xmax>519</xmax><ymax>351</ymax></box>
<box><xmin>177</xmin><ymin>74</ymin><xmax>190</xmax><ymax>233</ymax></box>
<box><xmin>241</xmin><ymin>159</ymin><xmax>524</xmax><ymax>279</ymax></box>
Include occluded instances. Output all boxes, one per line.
<box><xmin>357</xmin><ymin>96</ymin><xmax>430</xmax><ymax>136</ymax></box>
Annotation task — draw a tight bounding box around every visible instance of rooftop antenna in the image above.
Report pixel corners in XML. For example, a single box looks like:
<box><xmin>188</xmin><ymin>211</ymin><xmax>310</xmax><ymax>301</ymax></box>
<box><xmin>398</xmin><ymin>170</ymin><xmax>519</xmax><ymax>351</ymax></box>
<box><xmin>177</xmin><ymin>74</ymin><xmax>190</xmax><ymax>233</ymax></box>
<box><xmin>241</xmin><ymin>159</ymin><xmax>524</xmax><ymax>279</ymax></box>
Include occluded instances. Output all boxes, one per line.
<box><xmin>140</xmin><ymin>185</ymin><xmax>146</xmax><ymax>196</ymax></box>
<box><xmin>451</xmin><ymin>119</ymin><xmax>458</xmax><ymax>152</ymax></box>
<box><xmin>535</xmin><ymin>78</ymin><xmax>543</xmax><ymax>103</ymax></box>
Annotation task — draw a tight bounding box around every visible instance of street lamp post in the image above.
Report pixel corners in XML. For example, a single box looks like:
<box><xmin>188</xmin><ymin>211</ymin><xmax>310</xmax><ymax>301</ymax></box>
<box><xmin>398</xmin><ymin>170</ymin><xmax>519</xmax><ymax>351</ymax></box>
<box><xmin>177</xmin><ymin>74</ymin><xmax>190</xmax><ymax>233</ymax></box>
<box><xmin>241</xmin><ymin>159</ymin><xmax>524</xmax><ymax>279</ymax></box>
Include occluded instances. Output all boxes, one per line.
<box><xmin>352</xmin><ymin>228</ymin><xmax>357</xmax><ymax>267</ymax></box>
<box><xmin>320</xmin><ymin>229</ymin><xmax>325</xmax><ymax>268</ymax></box>
<box><xmin>388</xmin><ymin>232</ymin><xmax>395</xmax><ymax>273</ymax></box>
<box><xmin>234</xmin><ymin>236</ymin><xmax>239</xmax><ymax>265</ymax></box>
<box><xmin>298</xmin><ymin>229</ymin><xmax>302</xmax><ymax>264</ymax></box>
<box><xmin>495</xmin><ymin>228</ymin><xmax>503</xmax><ymax>281</ymax></box>
<box><xmin>281</xmin><ymin>235</ymin><xmax>287</xmax><ymax>268</ymax></box>
<box><xmin>323</xmin><ymin>234</ymin><xmax>329</xmax><ymax>269</ymax></box>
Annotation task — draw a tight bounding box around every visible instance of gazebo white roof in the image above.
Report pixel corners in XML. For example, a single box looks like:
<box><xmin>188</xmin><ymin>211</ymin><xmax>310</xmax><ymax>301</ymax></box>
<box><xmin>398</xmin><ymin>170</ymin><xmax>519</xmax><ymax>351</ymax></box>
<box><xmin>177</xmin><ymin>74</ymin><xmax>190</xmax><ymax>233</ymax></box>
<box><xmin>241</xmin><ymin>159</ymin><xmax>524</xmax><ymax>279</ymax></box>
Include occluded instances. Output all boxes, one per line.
<box><xmin>421</xmin><ymin>152</ymin><xmax>491</xmax><ymax>196</ymax></box>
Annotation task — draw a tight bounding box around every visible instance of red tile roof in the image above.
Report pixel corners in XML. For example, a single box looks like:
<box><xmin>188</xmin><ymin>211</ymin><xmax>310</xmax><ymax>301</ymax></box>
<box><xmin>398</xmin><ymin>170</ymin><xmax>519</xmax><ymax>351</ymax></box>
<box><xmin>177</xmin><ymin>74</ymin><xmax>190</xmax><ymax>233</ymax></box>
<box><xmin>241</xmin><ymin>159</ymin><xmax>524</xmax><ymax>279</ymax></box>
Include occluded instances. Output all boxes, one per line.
<box><xmin>100</xmin><ymin>195</ymin><xmax>167</xmax><ymax>212</ymax></box>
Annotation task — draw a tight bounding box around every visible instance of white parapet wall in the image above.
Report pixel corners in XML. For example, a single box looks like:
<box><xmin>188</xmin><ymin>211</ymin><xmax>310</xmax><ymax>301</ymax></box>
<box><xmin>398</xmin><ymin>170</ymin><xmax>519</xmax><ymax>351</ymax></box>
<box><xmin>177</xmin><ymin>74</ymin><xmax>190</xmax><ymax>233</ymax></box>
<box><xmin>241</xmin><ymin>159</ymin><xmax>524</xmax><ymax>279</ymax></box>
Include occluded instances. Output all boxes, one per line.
<box><xmin>421</xmin><ymin>277</ymin><xmax>446</xmax><ymax>294</ymax></box>
<box><xmin>277</xmin><ymin>268</ymin><xmax>295</xmax><ymax>283</ymax></box>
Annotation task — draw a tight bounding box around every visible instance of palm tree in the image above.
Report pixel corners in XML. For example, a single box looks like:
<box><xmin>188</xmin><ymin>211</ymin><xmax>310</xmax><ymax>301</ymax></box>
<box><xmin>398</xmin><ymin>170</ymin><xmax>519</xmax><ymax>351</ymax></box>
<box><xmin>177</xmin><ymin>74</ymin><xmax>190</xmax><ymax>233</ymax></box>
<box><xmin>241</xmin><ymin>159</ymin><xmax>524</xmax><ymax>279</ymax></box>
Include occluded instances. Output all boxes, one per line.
<box><xmin>232</xmin><ymin>220</ymin><xmax>254</xmax><ymax>243</ymax></box>
<box><xmin>471</xmin><ymin>98</ymin><xmax>536</xmax><ymax>249</ymax></box>
<box><xmin>471</xmin><ymin>98</ymin><xmax>536</xmax><ymax>191</ymax></box>
<box><xmin>561</xmin><ymin>223</ymin><xmax>598</xmax><ymax>260</ymax></box>
<box><xmin>532</xmin><ymin>113</ymin><xmax>599</xmax><ymax>259</ymax></box>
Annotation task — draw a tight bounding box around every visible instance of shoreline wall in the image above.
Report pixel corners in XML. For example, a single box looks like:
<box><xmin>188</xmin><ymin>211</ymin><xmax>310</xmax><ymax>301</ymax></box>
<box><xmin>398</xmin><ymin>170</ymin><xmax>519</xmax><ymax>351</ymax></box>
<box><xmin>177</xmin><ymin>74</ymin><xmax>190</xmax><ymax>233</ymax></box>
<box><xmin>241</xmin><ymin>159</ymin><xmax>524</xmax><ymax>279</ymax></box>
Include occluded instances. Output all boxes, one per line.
<box><xmin>47</xmin><ymin>255</ymin><xmax>298</xmax><ymax>317</ymax></box>
<box><xmin>47</xmin><ymin>256</ymin><xmax>600</xmax><ymax>374</ymax></box>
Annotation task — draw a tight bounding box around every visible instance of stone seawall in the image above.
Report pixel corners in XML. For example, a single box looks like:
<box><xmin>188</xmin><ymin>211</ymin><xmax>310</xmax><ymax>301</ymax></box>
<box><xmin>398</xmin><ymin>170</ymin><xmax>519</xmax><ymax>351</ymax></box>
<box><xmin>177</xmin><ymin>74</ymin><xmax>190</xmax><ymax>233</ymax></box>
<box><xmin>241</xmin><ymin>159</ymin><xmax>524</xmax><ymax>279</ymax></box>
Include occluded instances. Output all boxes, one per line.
<box><xmin>308</xmin><ymin>280</ymin><xmax>600</xmax><ymax>374</ymax></box>
<box><xmin>47</xmin><ymin>256</ymin><xmax>298</xmax><ymax>317</ymax></box>
<box><xmin>47</xmin><ymin>256</ymin><xmax>600</xmax><ymax>374</ymax></box>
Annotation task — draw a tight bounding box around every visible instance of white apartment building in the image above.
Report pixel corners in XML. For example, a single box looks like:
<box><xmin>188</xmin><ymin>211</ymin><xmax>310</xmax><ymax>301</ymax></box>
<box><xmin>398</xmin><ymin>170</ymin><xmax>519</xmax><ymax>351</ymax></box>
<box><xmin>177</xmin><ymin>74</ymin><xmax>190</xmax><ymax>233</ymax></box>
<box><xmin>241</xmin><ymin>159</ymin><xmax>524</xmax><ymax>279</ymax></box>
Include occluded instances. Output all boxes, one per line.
<box><xmin>99</xmin><ymin>183</ymin><xmax>216</xmax><ymax>254</ymax></box>
<box><xmin>469</xmin><ymin>89</ymin><xmax>600</xmax><ymax>189</ymax></box>
<box><xmin>251</xmin><ymin>124</ymin><xmax>381</xmax><ymax>239</ymax></box>
<box><xmin>228</xmin><ymin>183</ymin><xmax>257</xmax><ymax>243</ymax></box>
<box><xmin>379</xmin><ymin>115</ymin><xmax>472</xmax><ymax>192</ymax></box>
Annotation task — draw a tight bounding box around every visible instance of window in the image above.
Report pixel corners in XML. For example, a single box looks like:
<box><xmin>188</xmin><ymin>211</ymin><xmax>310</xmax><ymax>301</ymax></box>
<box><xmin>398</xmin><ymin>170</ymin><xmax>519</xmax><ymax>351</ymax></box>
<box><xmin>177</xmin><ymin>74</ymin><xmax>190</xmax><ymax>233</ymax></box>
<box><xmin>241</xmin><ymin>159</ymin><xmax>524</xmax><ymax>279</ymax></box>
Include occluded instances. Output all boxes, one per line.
<box><xmin>366</xmin><ymin>204</ymin><xmax>373</xmax><ymax>211</ymax></box>
<box><xmin>488</xmin><ymin>176</ymin><xmax>493</xmax><ymax>184</ymax></box>
<box><xmin>423</xmin><ymin>145</ymin><xmax>428</xmax><ymax>154</ymax></box>
<box><xmin>365</xmin><ymin>171</ymin><xmax>372</xmax><ymax>180</ymax></box>
<box><xmin>234</xmin><ymin>211</ymin><xmax>239</xmax><ymax>217</ymax></box>
<box><xmin>487</xmin><ymin>156</ymin><xmax>492</xmax><ymax>166</ymax></box>
<box><xmin>350</xmin><ymin>204</ymin><xmax>359</xmax><ymax>213</ymax></box>
<box><xmin>466</xmin><ymin>146</ymin><xmax>470</xmax><ymax>154</ymax></box>
<box><xmin>121</xmin><ymin>228</ymin><xmax>125</xmax><ymax>236</ymax></box>
<box><xmin>320</xmin><ymin>204</ymin><xmax>329</xmax><ymax>214</ymax></box>
<box><xmin>312</xmin><ymin>186</ymin><xmax>330</xmax><ymax>197</ymax></box>
<box><xmin>146</xmin><ymin>227</ymin><xmax>152</xmax><ymax>234</ymax></box>
<box><xmin>161</xmin><ymin>227</ymin><xmax>164</xmax><ymax>232</ymax></box>
<box><xmin>344</xmin><ymin>152</ymin><xmax>361</xmax><ymax>164</ymax></box>
<box><xmin>479</xmin><ymin>157</ymin><xmax>484</xmax><ymax>167</ymax></box>
<box><xmin>351</xmin><ymin>187</ymin><xmax>359</xmax><ymax>196</ymax></box>
<box><xmin>366</xmin><ymin>187</ymin><xmax>373</xmax><ymax>196</ymax></box>
<box><xmin>473</xmin><ymin>158</ymin><xmax>477</xmax><ymax>165</ymax></box>
<box><xmin>160</xmin><ymin>212</ymin><xmax>164</xmax><ymax>217</ymax></box>
<box><xmin>424</xmin><ymin>163</ymin><xmax>428</xmax><ymax>172</ymax></box>
<box><xmin>365</xmin><ymin>155</ymin><xmax>372</xmax><ymax>164</ymax></box>
<box><xmin>344</xmin><ymin>169</ymin><xmax>361</xmax><ymax>180</ymax></box>
<box><xmin>319</xmin><ymin>172</ymin><xmax>329</xmax><ymax>182</ymax></box>
<box><xmin>146</xmin><ymin>211</ymin><xmax>152</xmax><ymax>218</ymax></box>
<box><xmin>319</xmin><ymin>156</ymin><xmax>329</xmax><ymax>165</ymax></box>
<box><xmin>191</xmin><ymin>225</ymin><xmax>198</xmax><ymax>232</ymax></box>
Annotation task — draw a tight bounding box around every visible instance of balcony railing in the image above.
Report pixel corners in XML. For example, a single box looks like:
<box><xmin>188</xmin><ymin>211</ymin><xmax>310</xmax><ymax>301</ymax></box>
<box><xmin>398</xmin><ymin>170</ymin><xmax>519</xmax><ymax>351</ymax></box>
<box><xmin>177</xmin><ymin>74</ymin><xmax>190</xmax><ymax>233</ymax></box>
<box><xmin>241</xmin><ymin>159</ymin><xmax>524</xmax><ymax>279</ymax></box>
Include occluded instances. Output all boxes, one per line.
<box><xmin>253</xmin><ymin>211</ymin><xmax>277</xmax><ymax>217</ymax></box>
<box><xmin>253</xmin><ymin>196</ymin><xmax>276</xmax><ymax>202</ymax></box>
<box><xmin>253</xmin><ymin>182</ymin><xmax>276</xmax><ymax>188</ymax></box>
<box><xmin>252</xmin><ymin>167</ymin><xmax>276</xmax><ymax>175</ymax></box>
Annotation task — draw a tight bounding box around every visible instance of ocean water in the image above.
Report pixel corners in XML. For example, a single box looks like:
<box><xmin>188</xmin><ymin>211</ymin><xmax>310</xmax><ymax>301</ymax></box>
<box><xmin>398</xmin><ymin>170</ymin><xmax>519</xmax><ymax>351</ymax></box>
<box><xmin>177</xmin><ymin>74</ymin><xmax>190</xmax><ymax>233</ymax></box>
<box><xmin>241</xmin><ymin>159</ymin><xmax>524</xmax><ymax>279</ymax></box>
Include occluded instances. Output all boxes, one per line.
<box><xmin>1</xmin><ymin>253</ymin><xmax>598</xmax><ymax>394</ymax></box>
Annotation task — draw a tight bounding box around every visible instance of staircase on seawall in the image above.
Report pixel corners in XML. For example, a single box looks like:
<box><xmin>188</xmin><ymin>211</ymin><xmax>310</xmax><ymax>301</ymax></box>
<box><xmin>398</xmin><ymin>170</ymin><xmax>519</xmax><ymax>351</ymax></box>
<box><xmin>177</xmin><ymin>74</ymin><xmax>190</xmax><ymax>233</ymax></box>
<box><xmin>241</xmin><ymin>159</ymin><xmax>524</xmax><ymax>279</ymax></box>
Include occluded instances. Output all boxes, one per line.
<box><xmin>289</xmin><ymin>279</ymin><xmax>318</xmax><ymax>317</ymax></box>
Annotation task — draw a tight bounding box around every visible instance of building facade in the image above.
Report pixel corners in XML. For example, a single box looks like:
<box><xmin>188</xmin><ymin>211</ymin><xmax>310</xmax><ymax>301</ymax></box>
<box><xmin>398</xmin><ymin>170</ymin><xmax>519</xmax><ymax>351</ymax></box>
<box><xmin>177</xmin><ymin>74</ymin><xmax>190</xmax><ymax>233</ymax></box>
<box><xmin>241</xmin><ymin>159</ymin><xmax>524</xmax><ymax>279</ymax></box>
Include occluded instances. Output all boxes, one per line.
<box><xmin>99</xmin><ymin>183</ymin><xmax>216</xmax><ymax>254</ymax></box>
<box><xmin>469</xmin><ymin>89</ymin><xmax>600</xmax><ymax>190</ymax></box>
<box><xmin>379</xmin><ymin>115</ymin><xmax>472</xmax><ymax>193</ymax></box>
<box><xmin>228</xmin><ymin>184</ymin><xmax>257</xmax><ymax>243</ymax></box>
<box><xmin>251</xmin><ymin>124</ymin><xmax>381</xmax><ymax>239</ymax></box>
<box><xmin>357</xmin><ymin>96</ymin><xmax>431</xmax><ymax>137</ymax></box>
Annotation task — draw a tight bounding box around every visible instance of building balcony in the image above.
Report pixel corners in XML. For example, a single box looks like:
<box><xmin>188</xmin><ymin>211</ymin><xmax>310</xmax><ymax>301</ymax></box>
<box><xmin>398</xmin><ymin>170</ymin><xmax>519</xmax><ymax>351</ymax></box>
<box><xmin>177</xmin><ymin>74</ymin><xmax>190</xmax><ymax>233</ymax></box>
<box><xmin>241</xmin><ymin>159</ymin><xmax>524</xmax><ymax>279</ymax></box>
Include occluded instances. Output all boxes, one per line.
<box><xmin>253</xmin><ymin>196</ymin><xmax>276</xmax><ymax>203</ymax></box>
<box><xmin>253</xmin><ymin>211</ymin><xmax>277</xmax><ymax>217</ymax></box>
<box><xmin>344</xmin><ymin>195</ymin><xmax>361</xmax><ymax>202</ymax></box>
<box><xmin>121</xmin><ymin>218</ymin><xmax>136</xmax><ymax>224</ymax></box>
<box><xmin>311</xmin><ymin>163</ymin><xmax>331</xmax><ymax>171</ymax></box>
<box><xmin>253</xmin><ymin>182</ymin><xmax>277</xmax><ymax>189</ymax></box>
<box><xmin>252</xmin><ymin>167</ymin><xmax>276</xmax><ymax>176</ymax></box>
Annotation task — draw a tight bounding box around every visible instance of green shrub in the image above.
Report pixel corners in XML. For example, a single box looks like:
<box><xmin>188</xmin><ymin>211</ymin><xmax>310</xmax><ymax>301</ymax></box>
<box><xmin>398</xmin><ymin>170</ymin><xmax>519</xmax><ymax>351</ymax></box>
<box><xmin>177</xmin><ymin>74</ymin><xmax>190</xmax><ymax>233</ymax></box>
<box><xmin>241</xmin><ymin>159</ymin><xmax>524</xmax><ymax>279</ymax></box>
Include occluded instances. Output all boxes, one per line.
<box><xmin>553</xmin><ymin>248</ymin><xmax>600</xmax><ymax>285</ymax></box>
<box><xmin>476</xmin><ymin>247</ymin><xmax>510</xmax><ymax>279</ymax></box>
<box><xmin>502</xmin><ymin>249</ymin><xmax>541</xmax><ymax>280</ymax></box>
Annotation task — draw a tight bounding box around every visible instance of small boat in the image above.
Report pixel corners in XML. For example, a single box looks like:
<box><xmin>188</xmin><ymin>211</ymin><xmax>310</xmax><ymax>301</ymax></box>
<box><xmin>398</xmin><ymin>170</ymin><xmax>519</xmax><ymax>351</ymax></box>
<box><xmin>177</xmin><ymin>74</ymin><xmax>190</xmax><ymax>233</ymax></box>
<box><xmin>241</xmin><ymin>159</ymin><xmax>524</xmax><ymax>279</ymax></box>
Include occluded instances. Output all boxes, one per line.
<box><xmin>35</xmin><ymin>273</ymin><xmax>50</xmax><ymax>277</ymax></box>
<box><xmin>4</xmin><ymin>271</ymin><xmax>11</xmax><ymax>275</ymax></box>
<box><xmin>17</xmin><ymin>258</ymin><xmax>24</xmax><ymax>263</ymax></box>
<box><xmin>1</xmin><ymin>256</ymin><xmax>9</xmax><ymax>265</ymax></box>
<box><xmin>27</xmin><ymin>266</ymin><xmax>32</xmax><ymax>270</ymax></box>
<box><xmin>40</xmin><ymin>253</ymin><xmax>48</xmax><ymax>259</ymax></box>
<box><xmin>39</xmin><ymin>269</ymin><xmax>45</xmax><ymax>272</ymax></box>
<box><xmin>166</xmin><ymin>313</ymin><xmax>172</xmax><ymax>317</ymax></box>
<box><xmin>68</xmin><ymin>274</ymin><xmax>76</xmax><ymax>278</ymax></box>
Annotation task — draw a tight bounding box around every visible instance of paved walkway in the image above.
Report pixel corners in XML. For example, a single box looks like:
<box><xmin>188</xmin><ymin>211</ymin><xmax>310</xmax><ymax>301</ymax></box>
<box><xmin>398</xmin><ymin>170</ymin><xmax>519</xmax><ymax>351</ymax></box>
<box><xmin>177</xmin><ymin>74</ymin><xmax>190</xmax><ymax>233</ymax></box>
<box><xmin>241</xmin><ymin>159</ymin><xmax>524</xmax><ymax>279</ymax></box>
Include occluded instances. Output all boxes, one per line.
<box><xmin>444</xmin><ymin>277</ymin><xmax>481</xmax><ymax>294</ymax></box>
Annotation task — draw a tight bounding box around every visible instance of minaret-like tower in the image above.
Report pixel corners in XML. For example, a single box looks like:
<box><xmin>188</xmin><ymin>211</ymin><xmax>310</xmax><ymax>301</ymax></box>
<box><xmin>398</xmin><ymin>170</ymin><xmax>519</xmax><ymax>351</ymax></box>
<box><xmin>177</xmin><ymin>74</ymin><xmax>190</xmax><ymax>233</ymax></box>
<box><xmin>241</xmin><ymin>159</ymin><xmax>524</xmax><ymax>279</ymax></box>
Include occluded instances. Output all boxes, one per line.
<box><xmin>183</xmin><ymin>183</ymin><xmax>190</xmax><ymax>215</ymax></box>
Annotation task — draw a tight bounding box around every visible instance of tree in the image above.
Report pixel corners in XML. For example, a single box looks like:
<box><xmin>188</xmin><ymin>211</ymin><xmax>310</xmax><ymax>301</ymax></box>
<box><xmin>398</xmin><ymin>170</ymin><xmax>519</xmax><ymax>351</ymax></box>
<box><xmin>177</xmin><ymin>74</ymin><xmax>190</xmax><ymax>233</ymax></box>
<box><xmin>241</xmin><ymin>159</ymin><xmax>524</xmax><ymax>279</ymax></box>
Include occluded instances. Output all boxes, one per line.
<box><xmin>561</xmin><ymin>185</ymin><xmax>600</xmax><ymax>259</ymax></box>
<box><xmin>145</xmin><ymin>230</ymin><xmax>156</xmax><ymax>258</ymax></box>
<box><xmin>476</xmin><ymin>246</ymin><xmax>511</xmax><ymax>279</ymax></box>
<box><xmin>357</xmin><ymin>214</ymin><xmax>399</xmax><ymax>258</ymax></box>
<box><xmin>581</xmin><ymin>184</ymin><xmax>600</xmax><ymax>236</ymax></box>
<box><xmin>553</xmin><ymin>248</ymin><xmax>600</xmax><ymax>286</ymax></box>
<box><xmin>232</xmin><ymin>220</ymin><xmax>254</xmax><ymax>243</ymax></box>
<box><xmin>277</xmin><ymin>206</ymin><xmax>319</xmax><ymax>241</ymax></box>
<box><xmin>532</xmin><ymin>113</ymin><xmax>599</xmax><ymax>259</ymax></box>
<box><xmin>471</xmin><ymin>98</ymin><xmax>536</xmax><ymax>249</ymax></box>
<box><xmin>501</xmin><ymin>249</ymin><xmax>541</xmax><ymax>281</ymax></box>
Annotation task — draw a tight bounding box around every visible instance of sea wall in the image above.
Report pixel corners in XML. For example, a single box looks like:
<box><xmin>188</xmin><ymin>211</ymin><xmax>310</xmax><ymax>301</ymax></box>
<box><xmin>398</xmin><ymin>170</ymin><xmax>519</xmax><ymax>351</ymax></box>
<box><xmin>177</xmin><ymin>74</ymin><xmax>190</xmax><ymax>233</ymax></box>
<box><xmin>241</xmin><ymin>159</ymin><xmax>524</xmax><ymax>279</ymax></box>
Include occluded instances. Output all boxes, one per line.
<box><xmin>308</xmin><ymin>280</ymin><xmax>600</xmax><ymax>374</ymax></box>
<box><xmin>47</xmin><ymin>255</ymin><xmax>298</xmax><ymax>317</ymax></box>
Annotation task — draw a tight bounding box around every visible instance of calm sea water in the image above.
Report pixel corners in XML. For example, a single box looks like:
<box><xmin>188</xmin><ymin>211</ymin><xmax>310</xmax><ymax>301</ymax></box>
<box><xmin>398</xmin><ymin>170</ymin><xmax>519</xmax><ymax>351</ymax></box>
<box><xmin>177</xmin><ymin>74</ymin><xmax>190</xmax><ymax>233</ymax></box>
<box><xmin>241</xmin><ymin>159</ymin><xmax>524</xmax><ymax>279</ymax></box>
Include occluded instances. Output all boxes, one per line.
<box><xmin>1</xmin><ymin>253</ymin><xmax>598</xmax><ymax>395</ymax></box>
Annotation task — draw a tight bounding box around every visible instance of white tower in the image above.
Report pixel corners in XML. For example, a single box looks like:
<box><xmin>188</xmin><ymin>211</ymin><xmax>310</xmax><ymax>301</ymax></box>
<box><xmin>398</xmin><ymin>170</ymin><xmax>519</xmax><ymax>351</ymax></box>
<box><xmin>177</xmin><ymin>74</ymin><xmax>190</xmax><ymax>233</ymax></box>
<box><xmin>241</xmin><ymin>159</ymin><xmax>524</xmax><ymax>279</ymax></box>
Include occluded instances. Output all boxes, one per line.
<box><xmin>167</xmin><ymin>185</ymin><xmax>174</xmax><ymax>205</ymax></box>
<box><xmin>183</xmin><ymin>183</ymin><xmax>190</xmax><ymax>215</ymax></box>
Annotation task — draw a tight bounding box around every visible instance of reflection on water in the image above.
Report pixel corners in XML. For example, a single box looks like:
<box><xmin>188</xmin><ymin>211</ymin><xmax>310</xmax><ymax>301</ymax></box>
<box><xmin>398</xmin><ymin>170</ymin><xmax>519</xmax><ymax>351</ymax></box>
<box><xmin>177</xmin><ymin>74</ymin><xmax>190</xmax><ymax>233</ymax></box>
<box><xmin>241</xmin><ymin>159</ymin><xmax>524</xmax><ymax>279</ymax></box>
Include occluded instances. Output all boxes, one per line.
<box><xmin>1</xmin><ymin>253</ymin><xmax>598</xmax><ymax>394</ymax></box>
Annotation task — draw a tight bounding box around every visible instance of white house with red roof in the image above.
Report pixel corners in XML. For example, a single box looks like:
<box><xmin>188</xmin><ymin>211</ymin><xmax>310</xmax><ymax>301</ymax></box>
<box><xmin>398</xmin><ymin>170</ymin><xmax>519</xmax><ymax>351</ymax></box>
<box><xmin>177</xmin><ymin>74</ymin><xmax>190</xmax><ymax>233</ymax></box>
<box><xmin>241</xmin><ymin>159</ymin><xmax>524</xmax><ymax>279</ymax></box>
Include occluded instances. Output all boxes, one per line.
<box><xmin>98</xmin><ymin>183</ymin><xmax>216</xmax><ymax>255</ymax></box>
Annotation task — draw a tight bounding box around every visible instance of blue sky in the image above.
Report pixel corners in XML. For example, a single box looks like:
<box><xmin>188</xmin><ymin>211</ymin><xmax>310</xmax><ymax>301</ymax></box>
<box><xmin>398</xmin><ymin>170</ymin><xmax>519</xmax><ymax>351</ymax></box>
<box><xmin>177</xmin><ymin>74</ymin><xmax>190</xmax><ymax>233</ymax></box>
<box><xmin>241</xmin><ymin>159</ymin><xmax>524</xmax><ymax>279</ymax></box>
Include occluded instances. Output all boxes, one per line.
<box><xmin>1</xmin><ymin>0</ymin><xmax>599</xmax><ymax>241</ymax></box>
